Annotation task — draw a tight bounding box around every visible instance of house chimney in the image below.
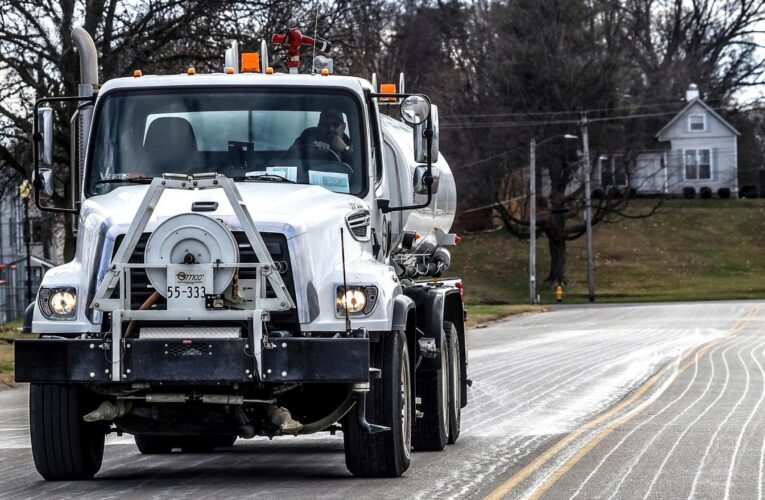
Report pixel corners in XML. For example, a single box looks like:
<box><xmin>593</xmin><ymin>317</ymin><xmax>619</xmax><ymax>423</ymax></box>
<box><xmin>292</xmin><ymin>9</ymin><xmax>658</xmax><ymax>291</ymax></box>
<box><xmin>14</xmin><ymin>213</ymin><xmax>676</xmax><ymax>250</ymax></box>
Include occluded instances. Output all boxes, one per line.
<box><xmin>686</xmin><ymin>83</ymin><xmax>700</xmax><ymax>101</ymax></box>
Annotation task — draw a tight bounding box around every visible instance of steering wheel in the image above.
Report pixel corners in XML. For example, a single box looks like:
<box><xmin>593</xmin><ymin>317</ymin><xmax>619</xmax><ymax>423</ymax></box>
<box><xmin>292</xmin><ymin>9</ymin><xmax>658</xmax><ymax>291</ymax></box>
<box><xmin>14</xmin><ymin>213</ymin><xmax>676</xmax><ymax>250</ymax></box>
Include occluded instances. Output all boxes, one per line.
<box><xmin>326</xmin><ymin>150</ymin><xmax>354</xmax><ymax>174</ymax></box>
<box><xmin>313</xmin><ymin>145</ymin><xmax>353</xmax><ymax>174</ymax></box>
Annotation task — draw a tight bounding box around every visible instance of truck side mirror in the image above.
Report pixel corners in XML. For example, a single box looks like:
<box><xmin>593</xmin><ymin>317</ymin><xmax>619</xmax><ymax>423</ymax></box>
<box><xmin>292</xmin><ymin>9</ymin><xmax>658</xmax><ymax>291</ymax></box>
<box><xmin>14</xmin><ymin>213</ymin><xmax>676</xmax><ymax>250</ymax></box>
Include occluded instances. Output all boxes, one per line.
<box><xmin>38</xmin><ymin>168</ymin><xmax>55</xmax><ymax>197</ymax></box>
<box><xmin>37</xmin><ymin>108</ymin><xmax>54</xmax><ymax>167</ymax></box>
<box><xmin>413</xmin><ymin>165</ymin><xmax>440</xmax><ymax>195</ymax></box>
<box><xmin>413</xmin><ymin>105</ymin><xmax>440</xmax><ymax>164</ymax></box>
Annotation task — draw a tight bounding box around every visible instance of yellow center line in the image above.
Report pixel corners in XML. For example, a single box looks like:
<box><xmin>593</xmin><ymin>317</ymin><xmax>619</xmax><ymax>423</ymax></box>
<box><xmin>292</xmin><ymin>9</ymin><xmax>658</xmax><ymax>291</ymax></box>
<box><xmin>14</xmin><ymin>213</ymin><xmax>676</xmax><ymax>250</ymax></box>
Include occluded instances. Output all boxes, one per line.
<box><xmin>485</xmin><ymin>306</ymin><xmax>760</xmax><ymax>500</ymax></box>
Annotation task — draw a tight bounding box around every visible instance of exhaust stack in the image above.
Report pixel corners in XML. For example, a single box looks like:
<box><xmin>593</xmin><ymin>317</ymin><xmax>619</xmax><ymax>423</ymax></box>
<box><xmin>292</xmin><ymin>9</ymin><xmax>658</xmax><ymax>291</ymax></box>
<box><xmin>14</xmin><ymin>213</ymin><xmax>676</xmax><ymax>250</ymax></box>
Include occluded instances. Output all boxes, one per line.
<box><xmin>70</xmin><ymin>27</ymin><xmax>98</xmax><ymax>203</ymax></box>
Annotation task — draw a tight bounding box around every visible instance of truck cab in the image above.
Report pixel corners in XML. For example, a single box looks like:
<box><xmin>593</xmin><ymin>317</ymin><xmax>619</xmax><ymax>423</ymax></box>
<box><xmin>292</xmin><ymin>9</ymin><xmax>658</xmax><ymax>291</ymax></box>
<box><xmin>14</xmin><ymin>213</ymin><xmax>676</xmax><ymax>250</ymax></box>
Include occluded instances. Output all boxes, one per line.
<box><xmin>16</xmin><ymin>27</ymin><xmax>466</xmax><ymax>480</ymax></box>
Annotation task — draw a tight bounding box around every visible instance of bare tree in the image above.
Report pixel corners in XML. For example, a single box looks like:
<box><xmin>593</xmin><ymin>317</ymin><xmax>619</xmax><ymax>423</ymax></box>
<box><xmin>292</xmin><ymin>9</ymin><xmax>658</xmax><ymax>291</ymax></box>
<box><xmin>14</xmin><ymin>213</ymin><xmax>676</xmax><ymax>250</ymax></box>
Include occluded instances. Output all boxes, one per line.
<box><xmin>0</xmin><ymin>0</ymin><xmax>354</xmax><ymax>261</ymax></box>
<box><xmin>624</xmin><ymin>0</ymin><xmax>765</xmax><ymax>104</ymax></box>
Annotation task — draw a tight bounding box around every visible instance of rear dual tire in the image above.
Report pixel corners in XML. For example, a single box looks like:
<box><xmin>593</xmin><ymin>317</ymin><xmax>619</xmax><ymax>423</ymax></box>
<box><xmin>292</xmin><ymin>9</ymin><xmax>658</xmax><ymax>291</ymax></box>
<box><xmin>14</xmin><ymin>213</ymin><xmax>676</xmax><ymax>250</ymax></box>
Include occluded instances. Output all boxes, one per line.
<box><xmin>412</xmin><ymin>328</ymin><xmax>449</xmax><ymax>451</ymax></box>
<box><xmin>445</xmin><ymin>321</ymin><xmax>462</xmax><ymax>444</ymax></box>
<box><xmin>412</xmin><ymin>321</ymin><xmax>462</xmax><ymax>450</ymax></box>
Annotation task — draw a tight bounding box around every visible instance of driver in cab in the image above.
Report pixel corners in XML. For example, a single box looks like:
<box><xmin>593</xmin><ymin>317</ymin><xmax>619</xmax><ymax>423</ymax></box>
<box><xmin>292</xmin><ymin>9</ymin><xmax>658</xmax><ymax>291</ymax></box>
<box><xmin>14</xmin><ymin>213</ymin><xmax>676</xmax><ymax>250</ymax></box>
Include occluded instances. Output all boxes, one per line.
<box><xmin>289</xmin><ymin>109</ymin><xmax>353</xmax><ymax>164</ymax></box>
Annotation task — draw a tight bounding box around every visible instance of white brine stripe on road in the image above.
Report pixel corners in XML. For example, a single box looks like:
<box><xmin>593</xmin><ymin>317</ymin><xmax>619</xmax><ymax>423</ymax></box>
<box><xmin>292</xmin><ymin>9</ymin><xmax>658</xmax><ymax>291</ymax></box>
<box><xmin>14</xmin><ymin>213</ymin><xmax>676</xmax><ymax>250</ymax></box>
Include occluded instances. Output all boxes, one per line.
<box><xmin>688</xmin><ymin>333</ymin><xmax>762</xmax><ymax>499</ymax></box>
<box><xmin>0</xmin><ymin>301</ymin><xmax>761</xmax><ymax>500</ymax></box>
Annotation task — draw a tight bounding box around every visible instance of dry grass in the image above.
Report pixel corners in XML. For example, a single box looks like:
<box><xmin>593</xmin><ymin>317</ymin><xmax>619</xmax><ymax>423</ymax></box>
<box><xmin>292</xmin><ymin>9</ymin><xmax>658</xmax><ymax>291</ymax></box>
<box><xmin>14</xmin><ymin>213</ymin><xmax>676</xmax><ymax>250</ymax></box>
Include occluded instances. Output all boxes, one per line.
<box><xmin>448</xmin><ymin>198</ymin><xmax>765</xmax><ymax>305</ymax></box>
<box><xmin>0</xmin><ymin>320</ymin><xmax>23</xmax><ymax>386</ymax></box>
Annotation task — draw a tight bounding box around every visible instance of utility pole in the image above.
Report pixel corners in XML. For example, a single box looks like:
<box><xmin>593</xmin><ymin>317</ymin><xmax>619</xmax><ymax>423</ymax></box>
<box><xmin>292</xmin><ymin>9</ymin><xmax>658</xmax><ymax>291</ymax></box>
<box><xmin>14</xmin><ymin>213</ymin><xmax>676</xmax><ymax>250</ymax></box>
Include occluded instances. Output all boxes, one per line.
<box><xmin>529</xmin><ymin>139</ymin><xmax>537</xmax><ymax>304</ymax></box>
<box><xmin>580</xmin><ymin>113</ymin><xmax>595</xmax><ymax>302</ymax></box>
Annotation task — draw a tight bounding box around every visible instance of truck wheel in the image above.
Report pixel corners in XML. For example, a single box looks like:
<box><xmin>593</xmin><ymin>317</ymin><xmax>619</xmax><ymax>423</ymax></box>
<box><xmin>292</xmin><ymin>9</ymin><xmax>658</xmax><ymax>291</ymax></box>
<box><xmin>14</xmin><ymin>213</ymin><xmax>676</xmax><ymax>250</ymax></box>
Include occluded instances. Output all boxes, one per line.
<box><xmin>180</xmin><ymin>435</ymin><xmax>224</xmax><ymax>453</ymax></box>
<box><xmin>215</xmin><ymin>434</ymin><xmax>237</xmax><ymax>447</ymax></box>
<box><xmin>30</xmin><ymin>384</ymin><xmax>106</xmax><ymax>480</ymax></box>
<box><xmin>412</xmin><ymin>327</ymin><xmax>449</xmax><ymax>451</ymax></box>
<box><xmin>134</xmin><ymin>435</ymin><xmax>175</xmax><ymax>454</ymax></box>
<box><xmin>445</xmin><ymin>321</ymin><xmax>461</xmax><ymax>444</ymax></box>
<box><xmin>343</xmin><ymin>330</ymin><xmax>412</xmax><ymax>477</ymax></box>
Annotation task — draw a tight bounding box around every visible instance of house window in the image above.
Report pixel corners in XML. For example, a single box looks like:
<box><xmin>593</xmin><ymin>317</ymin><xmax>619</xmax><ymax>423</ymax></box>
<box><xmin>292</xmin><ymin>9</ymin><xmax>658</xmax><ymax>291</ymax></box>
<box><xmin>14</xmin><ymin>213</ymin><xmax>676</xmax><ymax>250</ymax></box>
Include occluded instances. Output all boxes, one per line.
<box><xmin>30</xmin><ymin>218</ymin><xmax>43</xmax><ymax>244</ymax></box>
<box><xmin>599</xmin><ymin>157</ymin><xmax>612</xmax><ymax>186</ymax></box>
<box><xmin>684</xmin><ymin>149</ymin><xmax>712</xmax><ymax>180</ymax></box>
<box><xmin>599</xmin><ymin>155</ymin><xmax>627</xmax><ymax>187</ymax></box>
<box><xmin>688</xmin><ymin>114</ymin><xmax>706</xmax><ymax>132</ymax></box>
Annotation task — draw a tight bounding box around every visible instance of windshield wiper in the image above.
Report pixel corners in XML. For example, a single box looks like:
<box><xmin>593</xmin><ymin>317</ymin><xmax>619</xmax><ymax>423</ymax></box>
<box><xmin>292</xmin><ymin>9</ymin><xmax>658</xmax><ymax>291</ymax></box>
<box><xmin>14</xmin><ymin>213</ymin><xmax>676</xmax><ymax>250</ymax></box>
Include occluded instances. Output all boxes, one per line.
<box><xmin>233</xmin><ymin>174</ymin><xmax>296</xmax><ymax>184</ymax></box>
<box><xmin>95</xmin><ymin>176</ymin><xmax>154</xmax><ymax>186</ymax></box>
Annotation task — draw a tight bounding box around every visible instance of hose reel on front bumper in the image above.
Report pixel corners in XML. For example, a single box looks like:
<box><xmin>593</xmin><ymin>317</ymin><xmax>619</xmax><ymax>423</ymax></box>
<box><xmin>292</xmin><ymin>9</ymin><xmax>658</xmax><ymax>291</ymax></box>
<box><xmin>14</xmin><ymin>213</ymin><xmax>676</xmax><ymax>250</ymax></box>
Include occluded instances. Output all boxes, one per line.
<box><xmin>90</xmin><ymin>173</ymin><xmax>296</xmax><ymax>382</ymax></box>
<box><xmin>144</xmin><ymin>213</ymin><xmax>239</xmax><ymax>297</ymax></box>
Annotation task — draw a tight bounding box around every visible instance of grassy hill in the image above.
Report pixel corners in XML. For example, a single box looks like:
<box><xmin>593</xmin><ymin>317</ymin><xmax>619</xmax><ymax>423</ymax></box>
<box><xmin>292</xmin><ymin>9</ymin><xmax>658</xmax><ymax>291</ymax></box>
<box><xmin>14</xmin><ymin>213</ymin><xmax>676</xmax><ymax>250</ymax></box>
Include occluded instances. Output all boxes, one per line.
<box><xmin>447</xmin><ymin>198</ymin><xmax>765</xmax><ymax>306</ymax></box>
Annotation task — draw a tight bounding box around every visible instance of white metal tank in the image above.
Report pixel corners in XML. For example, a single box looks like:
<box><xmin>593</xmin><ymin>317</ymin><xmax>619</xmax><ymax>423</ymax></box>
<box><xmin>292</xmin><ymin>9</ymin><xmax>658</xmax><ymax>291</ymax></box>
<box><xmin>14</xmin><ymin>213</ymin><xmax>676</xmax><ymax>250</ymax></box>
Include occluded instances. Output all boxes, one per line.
<box><xmin>379</xmin><ymin>114</ymin><xmax>456</xmax><ymax>256</ymax></box>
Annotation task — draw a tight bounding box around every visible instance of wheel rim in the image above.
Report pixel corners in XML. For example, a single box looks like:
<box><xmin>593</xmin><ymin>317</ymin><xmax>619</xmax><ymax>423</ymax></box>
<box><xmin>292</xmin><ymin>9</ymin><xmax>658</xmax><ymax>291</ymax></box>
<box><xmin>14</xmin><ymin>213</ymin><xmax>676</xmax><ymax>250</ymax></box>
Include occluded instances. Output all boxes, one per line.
<box><xmin>441</xmin><ymin>337</ymin><xmax>449</xmax><ymax>431</ymax></box>
<box><xmin>401</xmin><ymin>344</ymin><xmax>412</xmax><ymax>460</ymax></box>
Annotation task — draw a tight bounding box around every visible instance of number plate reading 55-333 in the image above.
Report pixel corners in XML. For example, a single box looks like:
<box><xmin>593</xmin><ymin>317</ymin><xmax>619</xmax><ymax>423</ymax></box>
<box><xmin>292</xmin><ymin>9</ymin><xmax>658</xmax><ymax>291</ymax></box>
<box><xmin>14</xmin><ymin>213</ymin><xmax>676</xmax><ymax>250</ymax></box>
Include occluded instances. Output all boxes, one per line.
<box><xmin>166</xmin><ymin>264</ymin><xmax>214</xmax><ymax>311</ymax></box>
<box><xmin>166</xmin><ymin>285</ymin><xmax>207</xmax><ymax>299</ymax></box>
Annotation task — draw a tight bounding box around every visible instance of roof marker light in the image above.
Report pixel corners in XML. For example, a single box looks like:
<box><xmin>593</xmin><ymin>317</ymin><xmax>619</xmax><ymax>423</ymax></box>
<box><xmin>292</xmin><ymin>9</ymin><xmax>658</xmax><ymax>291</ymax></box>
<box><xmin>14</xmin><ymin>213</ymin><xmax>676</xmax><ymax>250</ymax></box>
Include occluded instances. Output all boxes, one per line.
<box><xmin>133</xmin><ymin>69</ymin><xmax>142</xmax><ymax>78</ymax></box>
<box><xmin>380</xmin><ymin>83</ymin><xmax>397</xmax><ymax>102</ymax></box>
<box><xmin>321</xmin><ymin>68</ymin><xmax>330</xmax><ymax>76</ymax></box>
<box><xmin>225</xmin><ymin>67</ymin><xmax>235</xmax><ymax>74</ymax></box>
<box><xmin>241</xmin><ymin>52</ymin><xmax>260</xmax><ymax>73</ymax></box>
<box><xmin>187</xmin><ymin>67</ymin><xmax>196</xmax><ymax>75</ymax></box>
<box><xmin>266</xmin><ymin>67</ymin><xmax>274</xmax><ymax>74</ymax></box>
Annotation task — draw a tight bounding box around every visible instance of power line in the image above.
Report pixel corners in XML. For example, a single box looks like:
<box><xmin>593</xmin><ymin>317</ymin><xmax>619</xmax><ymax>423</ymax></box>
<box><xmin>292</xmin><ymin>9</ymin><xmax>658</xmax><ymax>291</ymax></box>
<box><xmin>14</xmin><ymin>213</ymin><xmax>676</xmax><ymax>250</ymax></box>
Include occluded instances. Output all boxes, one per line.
<box><xmin>443</xmin><ymin>110</ymin><xmax>686</xmax><ymax>130</ymax></box>
<box><xmin>443</xmin><ymin>99</ymin><xmax>693</xmax><ymax>120</ymax></box>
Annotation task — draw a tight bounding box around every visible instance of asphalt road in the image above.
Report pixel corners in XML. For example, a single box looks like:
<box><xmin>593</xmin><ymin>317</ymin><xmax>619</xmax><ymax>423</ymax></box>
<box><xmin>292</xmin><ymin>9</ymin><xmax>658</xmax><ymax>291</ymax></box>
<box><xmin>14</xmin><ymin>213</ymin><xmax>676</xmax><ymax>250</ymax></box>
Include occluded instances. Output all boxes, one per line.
<box><xmin>1</xmin><ymin>300</ymin><xmax>763</xmax><ymax>499</ymax></box>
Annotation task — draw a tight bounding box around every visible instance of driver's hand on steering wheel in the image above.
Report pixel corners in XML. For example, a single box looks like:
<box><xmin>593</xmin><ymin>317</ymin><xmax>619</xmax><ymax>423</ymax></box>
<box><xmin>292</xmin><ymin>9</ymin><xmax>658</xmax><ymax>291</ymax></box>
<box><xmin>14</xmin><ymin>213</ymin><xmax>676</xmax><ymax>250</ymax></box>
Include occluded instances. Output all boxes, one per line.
<box><xmin>314</xmin><ymin>135</ymin><xmax>347</xmax><ymax>153</ymax></box>
<box><xmin>314</xmin><ymin>140</ymin><xmax>332</xmax><ymax>152</ymax></box>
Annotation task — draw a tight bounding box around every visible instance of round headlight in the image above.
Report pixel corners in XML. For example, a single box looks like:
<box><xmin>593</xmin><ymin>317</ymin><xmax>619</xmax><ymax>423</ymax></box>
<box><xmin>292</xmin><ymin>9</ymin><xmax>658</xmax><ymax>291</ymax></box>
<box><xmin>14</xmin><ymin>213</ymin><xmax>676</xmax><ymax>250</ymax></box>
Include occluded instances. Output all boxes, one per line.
<box><xmin>338</xmin><ymin>289</ymin><xmax>367</xmax><ymax>314</ymax></box>
<box><xmin>49</xmin><ymin>291</ymin><xmax>76</xmax><ymax>316</ymax></box>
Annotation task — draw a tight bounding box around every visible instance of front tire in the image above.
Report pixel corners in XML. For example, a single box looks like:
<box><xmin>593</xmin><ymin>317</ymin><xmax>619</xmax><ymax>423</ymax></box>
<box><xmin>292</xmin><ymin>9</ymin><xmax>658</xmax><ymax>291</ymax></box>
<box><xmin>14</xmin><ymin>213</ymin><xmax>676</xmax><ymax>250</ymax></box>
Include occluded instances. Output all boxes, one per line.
<box><xmin>30</xmin><ymin>384</ymin><xmax>106</xmax><ymax>481</ymax></box>
<box><xmin>343</xmin><ymin>330</ymin><xmax>412</xmax><ymax>477</ymax></box>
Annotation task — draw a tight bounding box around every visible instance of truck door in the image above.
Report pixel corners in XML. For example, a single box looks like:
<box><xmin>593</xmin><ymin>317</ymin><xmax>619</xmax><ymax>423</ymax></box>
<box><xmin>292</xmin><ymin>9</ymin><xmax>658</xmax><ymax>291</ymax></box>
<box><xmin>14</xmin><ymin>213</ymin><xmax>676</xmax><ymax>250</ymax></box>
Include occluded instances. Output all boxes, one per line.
<box><xmin>376</xmin><ymin>138</ymin><xmax>403</xmax><ymax>257</ymax></box>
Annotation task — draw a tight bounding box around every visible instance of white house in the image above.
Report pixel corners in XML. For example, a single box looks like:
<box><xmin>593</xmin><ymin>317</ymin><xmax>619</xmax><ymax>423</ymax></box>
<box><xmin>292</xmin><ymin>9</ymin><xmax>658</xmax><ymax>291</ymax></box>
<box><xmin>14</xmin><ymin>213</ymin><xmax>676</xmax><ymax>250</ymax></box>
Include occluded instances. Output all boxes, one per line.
<box><xmin>596</xmin><ymin>84</ymin><xmax>740</xmax><ymax>197</ymax></box>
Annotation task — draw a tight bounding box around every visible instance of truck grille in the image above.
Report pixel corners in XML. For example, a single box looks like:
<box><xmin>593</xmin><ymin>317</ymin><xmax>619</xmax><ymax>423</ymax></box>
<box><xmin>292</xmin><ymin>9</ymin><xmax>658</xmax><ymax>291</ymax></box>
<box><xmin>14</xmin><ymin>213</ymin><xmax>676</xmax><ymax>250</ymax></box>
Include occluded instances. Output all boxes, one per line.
<box><xmin>346</xmin><ymin>209</ymin><xmax>371</xmax><ymax>241</ymax></box>
<box><xmin>111</xmin><ymin>231</ymin><xmax>297</xmax><ymax>322</ymax></box>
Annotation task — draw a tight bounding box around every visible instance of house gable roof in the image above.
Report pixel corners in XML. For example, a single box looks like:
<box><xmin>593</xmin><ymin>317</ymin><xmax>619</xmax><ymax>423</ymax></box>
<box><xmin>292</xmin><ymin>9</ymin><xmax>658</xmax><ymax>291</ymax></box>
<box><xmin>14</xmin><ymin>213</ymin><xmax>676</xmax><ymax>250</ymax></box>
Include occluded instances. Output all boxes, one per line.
<box><xmin>655</xmin><ymin>98</ymin><xmax>740</xmax><ymax>140</ymax></box>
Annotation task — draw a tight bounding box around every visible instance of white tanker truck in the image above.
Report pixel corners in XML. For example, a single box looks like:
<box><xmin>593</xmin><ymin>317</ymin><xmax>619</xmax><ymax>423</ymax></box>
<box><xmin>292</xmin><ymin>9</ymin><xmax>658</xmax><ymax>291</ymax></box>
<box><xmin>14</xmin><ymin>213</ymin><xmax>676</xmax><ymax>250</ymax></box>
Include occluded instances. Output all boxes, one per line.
<box><xmin>16</xmin><ymin>26</ymin><xmax>467</xmax><ymax>480</ymax></box>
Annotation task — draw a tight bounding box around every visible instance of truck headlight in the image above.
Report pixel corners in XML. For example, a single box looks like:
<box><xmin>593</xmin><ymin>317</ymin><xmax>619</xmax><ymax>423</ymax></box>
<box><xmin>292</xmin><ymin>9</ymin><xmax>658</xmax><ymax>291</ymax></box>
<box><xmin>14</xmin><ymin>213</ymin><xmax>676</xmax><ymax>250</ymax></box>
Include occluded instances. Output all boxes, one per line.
<box><xmin>336</xmin><ymin>286</ymin><xmax>378</xmax><ymax>316</ymax></box>
<box><xmin>38</xmin><ymin>287</ymin><xmax>77</xmax><ymax>320</ymax></box>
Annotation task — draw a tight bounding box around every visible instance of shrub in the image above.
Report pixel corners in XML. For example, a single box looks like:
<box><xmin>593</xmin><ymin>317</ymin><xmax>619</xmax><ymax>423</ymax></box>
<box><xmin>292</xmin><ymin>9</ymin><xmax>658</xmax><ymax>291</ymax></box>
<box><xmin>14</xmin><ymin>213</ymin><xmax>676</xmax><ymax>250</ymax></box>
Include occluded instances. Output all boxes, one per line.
<box><xmin>683</xmin><ymin>187</ymin><xmax>696</xmax><ymax>199</ymax></box>
<box><xmin>699</xmin><ymin>186</ymin><xmax>712</xmax><ymax>199</ymax></box>
<box><xmin>741</xmin><ymin>185</ymin><xmax>758</xmax><ymax>198</ymax></box>
<box><xmin>718</xmin><ymin>188</ymin><xmax>731</xmax><ymax>199</ymax></box>
<box><xmin>591</xmin><ymin>189</ymin><xmax>604</xmax><ymax>199</ymax></box>
<box><xmin>607</xmin><ymin>187</ymin><xmax>623</xmax><ymax>198</ymax></box>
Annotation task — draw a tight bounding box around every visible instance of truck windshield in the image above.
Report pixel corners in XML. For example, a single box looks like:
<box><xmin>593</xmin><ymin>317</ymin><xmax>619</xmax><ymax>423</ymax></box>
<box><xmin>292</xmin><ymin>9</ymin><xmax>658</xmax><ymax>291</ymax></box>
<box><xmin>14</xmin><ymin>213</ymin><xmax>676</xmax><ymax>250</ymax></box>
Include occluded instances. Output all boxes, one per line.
<box><xmin>86</xmin><ymin>88</ymin><xmax>366</xmax><ymax>196</ymax></box>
